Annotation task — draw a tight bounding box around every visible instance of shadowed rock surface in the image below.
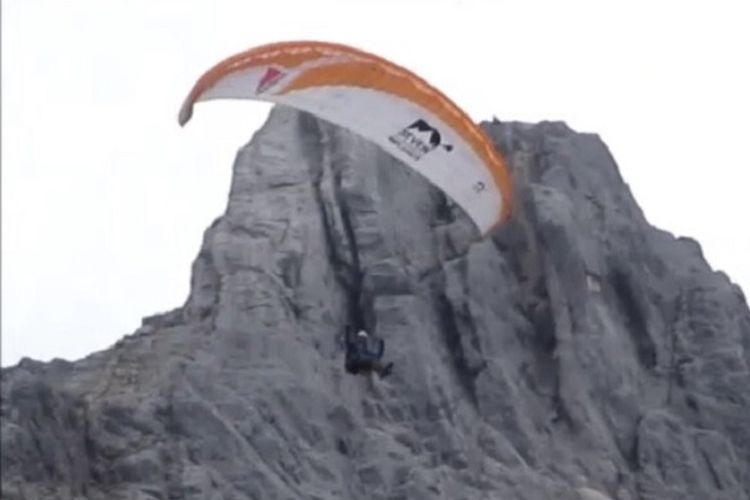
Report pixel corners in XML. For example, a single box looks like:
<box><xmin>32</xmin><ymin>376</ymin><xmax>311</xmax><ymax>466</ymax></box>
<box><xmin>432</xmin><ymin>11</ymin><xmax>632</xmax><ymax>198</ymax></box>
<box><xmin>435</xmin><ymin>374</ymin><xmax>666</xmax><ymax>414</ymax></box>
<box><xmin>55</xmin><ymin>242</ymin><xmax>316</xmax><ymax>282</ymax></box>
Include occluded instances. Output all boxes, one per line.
<box><xmin>2</xmin><ymin>107</ymin><xmax>749</xmax><ymax>500</ymax></box>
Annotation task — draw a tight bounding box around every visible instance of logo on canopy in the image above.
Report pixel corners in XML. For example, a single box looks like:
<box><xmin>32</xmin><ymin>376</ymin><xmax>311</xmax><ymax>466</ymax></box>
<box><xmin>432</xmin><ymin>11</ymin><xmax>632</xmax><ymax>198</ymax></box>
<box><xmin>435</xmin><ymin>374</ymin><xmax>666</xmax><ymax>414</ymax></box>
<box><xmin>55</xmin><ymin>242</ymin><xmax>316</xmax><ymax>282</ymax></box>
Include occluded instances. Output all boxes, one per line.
<box><xmin>389</xmin><ymin>119</ymin><xmax>453</xmax><ymax>160</ymax></box>
<box><xmin>256</xmin><ymin>67</ymin><xmax>286</xmax><ymax>94</ymax></box>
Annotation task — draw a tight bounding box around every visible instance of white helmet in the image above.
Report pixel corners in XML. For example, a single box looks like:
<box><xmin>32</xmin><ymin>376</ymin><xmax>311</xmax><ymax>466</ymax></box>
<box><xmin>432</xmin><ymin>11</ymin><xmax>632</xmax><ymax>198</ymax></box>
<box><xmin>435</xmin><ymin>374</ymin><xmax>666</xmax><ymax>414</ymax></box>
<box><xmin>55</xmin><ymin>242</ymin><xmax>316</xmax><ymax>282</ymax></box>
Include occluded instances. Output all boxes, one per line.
<box><xmin>357</xmin><ymin>330</ymin><xmax>368</xmax><ymax>338</ymax></box>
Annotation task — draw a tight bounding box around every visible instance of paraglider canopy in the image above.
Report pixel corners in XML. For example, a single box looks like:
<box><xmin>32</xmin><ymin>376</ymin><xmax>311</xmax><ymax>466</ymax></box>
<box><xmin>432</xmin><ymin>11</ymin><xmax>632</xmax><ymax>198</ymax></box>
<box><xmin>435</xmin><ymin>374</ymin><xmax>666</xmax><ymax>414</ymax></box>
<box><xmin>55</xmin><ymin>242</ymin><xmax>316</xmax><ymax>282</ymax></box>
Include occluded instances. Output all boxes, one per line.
<box><xmin>179</xmin><ymin>40</ymin><xmax>513</xmax><ymax>234</ymax></box>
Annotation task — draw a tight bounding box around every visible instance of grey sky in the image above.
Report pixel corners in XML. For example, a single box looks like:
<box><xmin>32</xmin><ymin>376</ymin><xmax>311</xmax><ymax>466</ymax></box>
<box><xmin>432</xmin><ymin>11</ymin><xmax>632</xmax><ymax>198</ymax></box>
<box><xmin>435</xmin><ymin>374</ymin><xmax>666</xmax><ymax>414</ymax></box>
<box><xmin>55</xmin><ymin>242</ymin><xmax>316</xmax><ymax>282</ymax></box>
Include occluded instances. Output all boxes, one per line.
<box><xmin>2</xmin><ymin>0</ymin><xmax>748</xmax><ymax>366</ymax></box>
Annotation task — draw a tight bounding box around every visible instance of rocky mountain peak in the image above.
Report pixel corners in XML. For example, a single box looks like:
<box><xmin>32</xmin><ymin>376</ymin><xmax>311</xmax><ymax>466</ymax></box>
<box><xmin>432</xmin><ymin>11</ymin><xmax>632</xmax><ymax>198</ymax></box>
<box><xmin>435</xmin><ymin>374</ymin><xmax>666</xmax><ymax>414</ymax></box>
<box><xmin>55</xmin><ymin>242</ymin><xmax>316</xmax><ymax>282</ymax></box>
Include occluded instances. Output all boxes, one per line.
<box><xmin>2</xmin><ymin>107</ymin><xmax>748</xmax><ymax>500</ymax></box>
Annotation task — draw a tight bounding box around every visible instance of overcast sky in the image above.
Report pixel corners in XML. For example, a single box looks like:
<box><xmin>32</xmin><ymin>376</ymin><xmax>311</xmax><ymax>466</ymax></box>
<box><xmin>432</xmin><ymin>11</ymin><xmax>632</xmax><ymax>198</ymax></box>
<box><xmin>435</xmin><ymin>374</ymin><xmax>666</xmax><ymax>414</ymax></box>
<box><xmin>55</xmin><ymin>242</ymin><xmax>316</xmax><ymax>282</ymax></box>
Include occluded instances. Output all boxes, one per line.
<box><xmin>3</xmin><ymin>0</ymin><xmax>748</xmax><ymax>366</ymax></box>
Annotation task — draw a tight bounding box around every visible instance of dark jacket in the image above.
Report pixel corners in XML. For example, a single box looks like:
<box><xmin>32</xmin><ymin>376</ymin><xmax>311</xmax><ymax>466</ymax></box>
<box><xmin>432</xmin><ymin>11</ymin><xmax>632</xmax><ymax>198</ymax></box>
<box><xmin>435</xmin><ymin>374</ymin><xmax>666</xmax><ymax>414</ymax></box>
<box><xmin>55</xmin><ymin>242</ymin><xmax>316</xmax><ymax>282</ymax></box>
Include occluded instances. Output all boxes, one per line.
<box><xmin>345</xmin><ymin>332</ymin><xmax>384</xmax><ymax>373</ymax></box>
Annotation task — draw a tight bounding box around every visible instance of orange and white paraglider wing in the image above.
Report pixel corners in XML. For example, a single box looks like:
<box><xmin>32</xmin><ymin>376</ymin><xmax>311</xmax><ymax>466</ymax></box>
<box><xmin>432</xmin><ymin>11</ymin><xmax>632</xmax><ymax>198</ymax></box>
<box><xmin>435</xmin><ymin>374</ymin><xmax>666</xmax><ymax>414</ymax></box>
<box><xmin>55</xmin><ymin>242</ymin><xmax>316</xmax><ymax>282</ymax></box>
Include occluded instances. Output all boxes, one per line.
<box><xmin>178</xmin><ymin>41</ymin><xmax>513</xmax><ymax>234</ymax></box>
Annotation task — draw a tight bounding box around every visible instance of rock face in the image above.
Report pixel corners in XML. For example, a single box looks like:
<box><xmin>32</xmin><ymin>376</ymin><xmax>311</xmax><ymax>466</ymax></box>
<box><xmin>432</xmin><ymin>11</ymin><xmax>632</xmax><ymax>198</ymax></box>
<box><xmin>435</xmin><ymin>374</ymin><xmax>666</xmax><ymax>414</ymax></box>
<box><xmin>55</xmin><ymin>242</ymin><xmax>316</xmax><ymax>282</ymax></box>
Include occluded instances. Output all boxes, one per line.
<box><xmin>2</xmin><ymin>107</ymin><xmax>749</xmax><ymax>500</ymax></box>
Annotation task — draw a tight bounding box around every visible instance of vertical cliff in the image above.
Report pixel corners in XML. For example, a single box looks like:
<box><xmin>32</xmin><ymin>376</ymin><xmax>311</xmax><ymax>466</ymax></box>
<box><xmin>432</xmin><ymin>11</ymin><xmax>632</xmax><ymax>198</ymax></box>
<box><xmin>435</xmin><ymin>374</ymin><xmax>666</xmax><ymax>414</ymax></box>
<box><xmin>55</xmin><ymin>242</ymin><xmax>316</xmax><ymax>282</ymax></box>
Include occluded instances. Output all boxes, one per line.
<box><xmin>2</xmin><ymin>107</ymin><xmax>748</xmax><ymax>500</ymax></box>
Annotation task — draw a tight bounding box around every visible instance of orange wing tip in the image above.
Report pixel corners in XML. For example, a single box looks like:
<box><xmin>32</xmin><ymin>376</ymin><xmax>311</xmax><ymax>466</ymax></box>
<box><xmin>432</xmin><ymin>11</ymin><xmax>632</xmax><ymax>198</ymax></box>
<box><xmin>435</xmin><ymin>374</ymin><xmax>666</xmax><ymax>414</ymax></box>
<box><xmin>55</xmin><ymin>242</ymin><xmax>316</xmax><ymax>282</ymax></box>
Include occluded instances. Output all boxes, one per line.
<box><xmin>178</xmin><ymin>100</ymin><xmax>194</xmax><ymax>126</ymax></box>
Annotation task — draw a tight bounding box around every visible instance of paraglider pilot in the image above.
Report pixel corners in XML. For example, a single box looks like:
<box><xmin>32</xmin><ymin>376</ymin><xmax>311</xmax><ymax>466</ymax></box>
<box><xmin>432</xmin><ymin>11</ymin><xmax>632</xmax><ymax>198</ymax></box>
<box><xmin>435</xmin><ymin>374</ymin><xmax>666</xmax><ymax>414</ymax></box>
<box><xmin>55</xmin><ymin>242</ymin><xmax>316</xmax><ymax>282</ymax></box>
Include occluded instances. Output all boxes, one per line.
<box><xmin>344</xmin><ymin>328</ymin><xmax>393</xmax><ymax>379</ymax></box>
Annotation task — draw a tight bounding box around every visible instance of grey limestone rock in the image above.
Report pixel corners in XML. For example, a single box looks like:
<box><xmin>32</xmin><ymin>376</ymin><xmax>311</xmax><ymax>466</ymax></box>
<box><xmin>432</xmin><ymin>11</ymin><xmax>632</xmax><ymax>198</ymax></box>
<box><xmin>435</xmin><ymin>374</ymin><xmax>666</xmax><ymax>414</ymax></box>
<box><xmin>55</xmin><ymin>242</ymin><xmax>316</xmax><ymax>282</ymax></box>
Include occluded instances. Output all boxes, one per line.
<box><xmin>2</xmin><ymin>108</ymin><xmax>748</xmax><ymax>500</ymax></box>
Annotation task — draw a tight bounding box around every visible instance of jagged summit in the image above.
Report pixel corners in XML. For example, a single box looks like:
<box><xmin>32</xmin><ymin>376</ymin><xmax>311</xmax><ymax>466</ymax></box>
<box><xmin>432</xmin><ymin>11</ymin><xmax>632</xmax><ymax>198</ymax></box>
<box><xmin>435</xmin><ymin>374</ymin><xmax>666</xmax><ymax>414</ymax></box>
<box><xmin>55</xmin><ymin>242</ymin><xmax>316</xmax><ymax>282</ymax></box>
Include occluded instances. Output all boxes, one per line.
<box><xmin>2</xmin><ymin>107</ymin><xmax>749</xmax><ymax>500</ymax></box>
